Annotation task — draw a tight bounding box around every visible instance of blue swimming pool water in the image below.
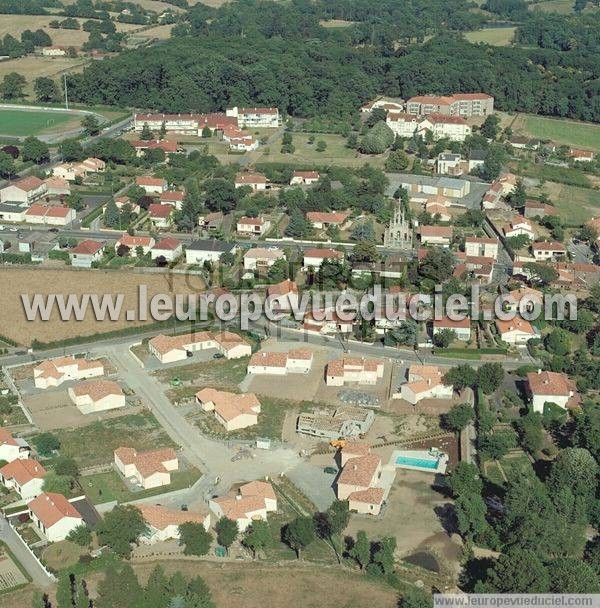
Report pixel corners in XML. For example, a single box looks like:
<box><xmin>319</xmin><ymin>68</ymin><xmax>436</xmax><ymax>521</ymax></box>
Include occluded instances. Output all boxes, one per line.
<box><xmin>395</xmin><ymin>455</ymin><xmax>439</xmax><ymax>470</ymax></box>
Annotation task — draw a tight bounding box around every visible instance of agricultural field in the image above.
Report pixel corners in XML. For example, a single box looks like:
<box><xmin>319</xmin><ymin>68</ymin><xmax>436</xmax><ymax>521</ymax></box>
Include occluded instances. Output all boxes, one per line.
<box><xmin>0</xmin><ymin>107</ymin><xmax>81</xmax><ymax>137</ymax></box>
<box><xmin>133</xmin><ymin>23</ymin><xmax>175</xmax><ymax>40</ymax></box>
<box><xmin>529</xmin><ymin>0</ymin><xmax>598</xmax><ymax>13</ymax></box>
<box><xmin>526</xmin><ymin>181</ymin><xmax>600</xmax><ymax>225</ymax></box>
<box><xmin>464</xmin><ymin>27</ymin><xmax>516</xmax><ymax>46</ymax></box>
<box><xmin>519</xmin><ymin>114</ymin><xmax>600</xmax><ymax>152</ymax></box>
<box><xmin>319</xmin><ymin>19</ymin><xmax>356</xmax><ymax>28</ymax></box>
<box><xmin>0</xmin><ymin>56</ymin><xmax>89</xmax><ymax>97</ymax></box>
<box><xmin>0</xmin><ymin>267</ymin><xmax>202</xmax><ymax>346</ymax></box>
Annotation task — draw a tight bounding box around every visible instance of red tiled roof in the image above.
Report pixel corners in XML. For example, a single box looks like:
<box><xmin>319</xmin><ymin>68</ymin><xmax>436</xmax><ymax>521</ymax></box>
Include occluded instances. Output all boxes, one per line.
<box><xmin>28</xmin><ymin>492</ymin><xmax>81</xmax><ymax>527</ymax></box>
<box><xmin>71</xmin><ymin>240</ymin><xmax>103</xmax><ymax>255</ymax></box>
<box><xmin>153</xmin><ymin>237</ymin><xmax>181</xmax><ymax>251</ymax></box>
<box><xmin>0</xmin><ymin>458</ymin><xmax>46</xmax><ymax>485</ymax></box>
<box><xmin>148</xmin><ymin>204</ymin><xmax>172</xmax><ymax>218</ymax></box>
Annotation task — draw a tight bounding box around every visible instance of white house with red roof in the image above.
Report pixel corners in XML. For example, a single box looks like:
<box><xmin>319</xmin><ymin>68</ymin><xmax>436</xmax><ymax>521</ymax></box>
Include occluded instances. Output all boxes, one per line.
<box><xmin>503</xmin><ymin>216</ymin><xmax>535</xmax><ymax>240</ymax></box>
<box><xmin>568</xmin><ymin>148</ymin><xmax>594</xmax><ymax>162</ymax></box>
<box><xmin>196</xmin><ymin>388</ymin><xmax>261</xmax><ymax>432</ymax></box>
<box><xmin>236</xmin><ymin>216</ymin><xmax>271</xmax><ymax>236</ymax></box>
<box><xmin>306</xmin><ymin>211</ymin><xmax>349</xmax><ymax>230</ymax></box>
<box><xmin>406</xmin><ymin>93</ymin><xmax>494</xmax><ymax>117</ymax></box>
<box><xmin>247</xmin><ymin>349</ymin><xmax>313</xmax><ymax>375</ymax></box>
<box><xmin>148</xmin><ymin>204</ymin><xmax>172</xmax><ymax>228</ymax></box>
<box><xmin>131</xmin><ymin>139</ymin><xmax>180</xmax><ymax>157</ymax></box>
<box><xmin>209</xmin><ymin>480</ymin><xmax>277</xmax><ymax>532</ymax></box>
<box><xmin>234</xmin><ymin>173</ymin><xmax>267</xmax><ymax>191</ymax></box>
<box><xmin>148</xmin><ymin>331</ymin><xmax>251</xmax><ymax>364</ymax></box>
<box><xmin>420</xmin><ymin>114</ymin><xmax>472</xmax><ymax>141</ymax></box>
<box><xmin>532</xmin><ymin>241</ymin><xmax>567</xmax><ymax>261</ymax></box>
<box><xmin>68</xmin><ymin>379</ymin><xmax>125</xmax><ymax>414</ymax></box>
<box><xmin>0</xmin><ymin>458</ymin><xmax>46</xmax><ymax>501</ymax></box>
<box><xmin>160</xmin><ymin>190</ymin><xmax>185</xmax><ymax>210</ymax></box>
<box><xmin>151</xmin><ymin>237</ymin><xmax>182</xmax><ymax>262</ymax></box>
<box><xmin>420</xmin><ymin>225</ymin><xmax>453</xmax><ymax>247</ymax></box>
<box><xmin>243</xmin><ymin>247</ymin><xmax>285</xmax><ymax>271</ymax></box>
<box><xmin>136</xmin><ymin>176</ymin><xmax>167</xmax><ymax>194</ymax></box>
<box><xmin>266</xmin><ymin>279</ymin><xmax>299</xmax><ymax>313</ymax></box>
<box><xmin>137</xmin><ymin>504</ymin><xmax>210</xmax><ymax>544</ymax></box>
<box><xmin>28</xmin><ymin>492</ymin><xmax>84</xmax><ymax>542</ymax></box>
<box><xmin>0</xmin><ymin>176</ymin><xmax>47</xmax><ymax>204</ymax></box>
<box><xmin>325</xmin><ymin>357</ymin><xmax>384</xmax><ymax>387</ymax></box>
<box><xmin>43</xmin><ymin>177</ymin><xmax>71</xmax><ymax>197</ymax></box>
<box><xmin>24</xmin><ymin>204</ymin><xmax>75</xmax><ymax>226</ymax></box>
<box><xmin>34</xmin><ymin>355</ymin><xmax>104</xmax><ymax>389</ymax></box>
<box><xmin>290</xmin><ymin>171</ymin><xmax>320</xmax><ymax>186</ymax></box>
<box><xmin>115</xmin><ymin>234</ymin><xmax>155</xmax><ymax>256</ymax></box>
<box><xmin>69</xmin><ymin>239</ymin><xmax>104</xmax><ymax>268</ymax></box>
<box><xmin>303</xmin><ymin>247</ymin><xmax>343</xmax><ymax>269</ymax></box>
<box><xmin>465</xmin><ymin>237</ymin><xmax>498</xmax><ymax>260</ymax></box>
<box><xmin>114</xmin><ymin>446</ymin><xmax>178</xmax><ymax>489</ymax></box>
<box><xmin>526</xmin><ymin>370</ymin><xmax>581</xmax><ymax>413</ymax></box>
<box><xmin>226</xmin><ymin>106</ymin><xmax>280</xmax><ymax>128</ymax></box>
<box><xmin>0</xmin><ymin>429</ymin><xmax>31</xmax><ymax>463</ymax></box>
<box><xmin>495</xmin><ymin>316</ymin><xmax>536</xmax><ymax>345</ymax></box>
<box><xmin>399</xmin><ymin>365</ymin><xmax>453</xmax><ymax>405</ymax></box>
<box><xmin>433</xmin><ymin>316</ymin><xmax>471</xmax><ymax>341</ymax></box>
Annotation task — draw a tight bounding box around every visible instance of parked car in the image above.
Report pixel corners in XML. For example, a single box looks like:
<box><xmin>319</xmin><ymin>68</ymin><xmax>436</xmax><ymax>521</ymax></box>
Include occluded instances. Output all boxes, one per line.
<box><xmin>212</xmin><ymin>353</ymin><xmax>224</xmax><ymax>359</ymax></box>
<box><xmin>324</xmin><ymin>466</ymin><xmax>337</xmax><ymax>475</ymax></box>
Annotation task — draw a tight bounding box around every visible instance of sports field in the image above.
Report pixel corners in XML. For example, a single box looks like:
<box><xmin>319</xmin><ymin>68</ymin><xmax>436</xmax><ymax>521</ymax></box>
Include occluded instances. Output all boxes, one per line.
<box><xmin>0</xmin><ymin>107</ymin><xmax>77</xmax><ymax>136</ymax></box>
<box><xmin>521</xmin><ymin>115</ymin><xmax>600</xmax><ymax>152</ymax></box>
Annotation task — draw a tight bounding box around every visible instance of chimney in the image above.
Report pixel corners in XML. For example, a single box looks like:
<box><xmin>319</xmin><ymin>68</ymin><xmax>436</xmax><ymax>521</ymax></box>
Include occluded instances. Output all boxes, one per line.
<box><xmin>537</xmin><ymin>369</ymin><xmax>542</xmax><ymax>374</ymax></box>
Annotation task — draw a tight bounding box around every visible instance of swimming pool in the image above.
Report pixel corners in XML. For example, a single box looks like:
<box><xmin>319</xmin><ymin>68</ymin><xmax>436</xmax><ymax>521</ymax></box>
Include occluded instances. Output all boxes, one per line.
<box><xmin>395</xmin><ymin>455</ymin><xmax>439</xmax><ymax>470</ymax></box>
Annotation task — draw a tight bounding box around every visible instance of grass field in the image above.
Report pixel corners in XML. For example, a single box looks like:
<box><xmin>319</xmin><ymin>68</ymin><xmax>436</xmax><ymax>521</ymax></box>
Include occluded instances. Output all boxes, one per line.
<box><xmin>528</xmin><ymin>0</ymin><xmax>599</xmax><ymax>13</ymax></box>
<box><xmin>0</xmin><ymin>108</ymin><xmax>79</xmax><ymax>136</ymax></box>
<box><xmin>540</xmin><ymin>183</ymin><xmax>600</xmax><ymax>224</ymax></box>
<box><xmin>499</xmin><ymin>451</ymin><xmax>536</xmax><ymax>484</ymax></box>
<box><xmin>520</xmin><ymin>115</ymin><xmax>600</xmax><ymax>152</ymax></box>
<box><xmin>465</xmin><ymin>27</ymin><xmax>516</xmax><ymax>46</ymax></box>
<box><xmin>0</xmin><ymin>267</ymin><xmax>202</xmax><ymax>346</ymax></box>
<box><xmin>49</xmin><ymin>411</ymin><xmax>176</xmax><ymax>468</ymax></box>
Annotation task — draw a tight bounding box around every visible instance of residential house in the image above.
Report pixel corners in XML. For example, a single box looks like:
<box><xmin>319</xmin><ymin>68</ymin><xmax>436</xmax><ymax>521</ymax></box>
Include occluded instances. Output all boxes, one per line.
<box><xmin>495</xmin><ymin>316</ymin><xmax>536</xmax><ymax>345</ymax></box>
<box><xmin>523</xmin><ymin>200</ymin><xmax>557</xmax><ymax>219</ymax></box>
<box><xmin>297</xmin><ymin>407</ymin><xmax>375</xmax><ymax>439</ymax></box>
<box><xmin>160</xmin><ymin>190</ymin><xmax>185</xmax><ymax>210</ymax></box>
<box><xmin>196</xmin><ymin>388</ymin><xmax>261</xmax><ymax>432</ymax></box>
<box><xmin>115</xmin><ymin>196</ymin><xmax>140</xmax><ymax>214</ymax></box>
<box><xmin>290</xmin><ymin>171</ymin><xmax>320</xmax><ymax>185</ymax></box>
<box><xmin>302</xmin><ymin>309</ymin><xmax>354</xmax><ymax>335</ymax></box>
<box><xmin>243</xmin><ymin>247</ymin><xmax>285</xmax><ymax>271</ymax></box>
<box><xmin>337</xmin><ymin>445</ymin><xmax>385</xmax><ymax>515</ymax></box>
<box><xmin>497</xmin><ymin>172</ymin><xmax>518</xmax><ymax>196</ymax></box>
<box><xmin>420</xmin><ymin>225</ymin><xmax>453</xmax><ymax>247</ymax></box>
<box><xmin>436</xmin><ymin>154</ymin><xmax>465</xmax><ymax>176</ymax></box>
<box><xmin>131</xmin><ymin>139</ymin><xmax>180</xmax><ymax>157</ymax></box>
<box><xmin>0</xmin><ymin>203</ymin><xmax>26</xmax><ymax>223</ymax></box>
<box><xmin>247</xmin><ymin>349</ymin><xmax>313</xmax><ymax>375</ymax></box>
<box><xmin>0</xmin><ymin>459</ymin><xmax>46</xmax><ymax>501</ymax></box>
<box><xmin>24</xmin><ymin>205</ymin><xmax>76</xmax><ymax>226</ymax></box>
<box><xmin>266</xmin><ymin>279</ymin><xmax>299</xmax><ymax>313</ymax></box>
<box><xmin>151</xmin><ymin>237</ymin><xmax>182</xmax><ymax>262</ymax></box>
<box><xmin>306</xmin><ymin>211</ymin><xmax>349</xmax><ymax>230</ymax></box>
<box><xmin>137</xmin><ymin>504</ymin><xmax>210</xmax><ymax>545</ymax></box>
<box><xmin>505</xmin><ymin>287</ymin><xmax>543</xmax><ymax>313</ymax></box>
<box><xmin>149</xmin><ymin>331</ymin><xmax>251</xmax><ymax>364</ymax></box>
<box><xmin>148</xmin><ymin>204</ymin><xmax>172</xmax><ymax>229</ymax></box>
<box><xmin>226</xmin><ymin>107</ymin><xmax>280</xmax><ymax>128</ymax></box>
<box><xmin>325</xmin><ymin>357</ymin><xmax>384</xmax><ymax>387</ymax></box>
<box><xmin>433</xmin><ymin>316</ymin><xmax>471</xmax><ymax>342</ymax></box>
<box><xmin>114</xmin><ymin>447</ymin><xmax>178</xmax><ymax>490</ymax></box>
<box><xmin>209</xmin><ymin>480</ymin><xmax>277</xmax><ymax>532</ymax></box>
<box><xmin>568</xmin><ymin>148</ymin><xmax>594</xmax><ymax>162</ymax></box>
<box><xmin>303</xmin><ymin>247</ymin><xmax>343</xmax><ymax>269</ymax></box>
<box><xmin>185</xmin><ymin>239</ymin><xmax>237</xmax><ymax>265</ymax></box>
<box><xmin>136</xmin><ymin>177</ymin><xmax>167</xmax><ymax>194</ymax></box>
<box><xmin>198</xmin><ymin>212</ymin><xmax>224</xmax><ymax>232</ymax></box>
<box><xmin>115</xmin><ymin>234</ymin><xmax>155</xmax><ymax>256</ymax></box>
<box><xmin>422</xmin><ymin>114</ymin><xmax>472</xmax><ymax>142</ymax></box>
<box><xmin>28</xmin><ymin>492</ymin><xmax>84</xmax><ymax>542</ymax></box>
<box><xmin>0</xmin><ymin>176</ymin><xmax>47</xmax><ymax>204</ymax></box>
<box><xmin>532</xmin><ymin>241</ymin><xmax>567</xmax><ymax>261</ymax></box>
<box><xmin>503</xmin><ymin>216</ymin><xmax>535</xmax><ymax>240</ymax></box>
<box><xmin>236</xmin><ymin>216</ymin><xmax>271</xmax><ymax>237</ymax></box>
<box><xmin>385</xmin><ymin>112</ymin><xmax>423</xmax><ymax>138</ymax></box>
<box><xmin>44</xmin><ymin>177</ymin><xmax>70</xmax><ymax>197</ymax></box>
<box><xmin>465</xmin><ymin>237</ymin><xmax>499</xmax><ymax>260</ymax></box>
<box><xmin>68</xmin><ymin>379</ymin><xmax>125</xmax><ymax>414</ymax></box>
<box><xmin>399</xmin><ymin>365</ymin><xmax>454</xmax><ymax>405</ymax></box>
<box><xmin>0</xmin><ymin>430</ymin><xmax>31</xmax><ymax>462</ymax></box>
<box><xmin>526</xmin><ymin>370</ymin><xmax>581</xmax><ymax>414</ymax></box>
<box><xmin>396</xmin><ymin>174</ymin><xmax>470</xmax><ymax>199</ymax></box>
<box><xmin>406</xmin><ymin>93</ymin><xmax>494</xmax><ymax>117</ymax></box>
<box><xmin>69</xmin><ymin>239</ymin><xmax>104</xmax><ymax>268</ymax></box>
<box><xmin>33</xmin><ymin>356</ymin><xmax>104</xmax><ymax>389</ymax></box>
<box><xmin>509</xmin><ymin>136</ymin><xmax>539</xmax><ymax>150</ymax></box>
<box><xmin>234</xmin><ymin>173</ymin><xmax>267</xmax><ymax>191</ymax></box>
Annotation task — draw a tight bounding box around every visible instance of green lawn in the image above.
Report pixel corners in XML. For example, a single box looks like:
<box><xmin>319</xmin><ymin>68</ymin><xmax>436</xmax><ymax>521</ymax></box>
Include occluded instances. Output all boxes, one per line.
<box><xmin>546</xmin><ymin>183</ymin><xmax>600</xmax><ymax>225</ymax></box>
<box><xmin>465</xmin><ymin>27</ymin><xmax>516</xmax><ymax>46</ymax></box>
<box><xmin>81</xmin><ymin>467</ymin><xmax>201</xmax><ymax>504</ymax></box>
<box><xmin>50</xmin><ymin>411</ymin><xmax>176</xmax><ymax>468</ymax></box>
<box><xmin>0</xmin><ymin>108</ymin><xmax>76</xmax><ymax>137</ymax></box>
<box><xmin>522</xmin><ymin>115</ymin><xmax>600</xmax><ymax>152</ymax></box>
<box><xmin>499</xmin><ymin>451</ymin><xmax>536</xmax><ymax>484</ymax></box>
<box><xmin>157</xmin><ymin>356</ymin><xmax>250</xmax><ymax>389</ymax></box>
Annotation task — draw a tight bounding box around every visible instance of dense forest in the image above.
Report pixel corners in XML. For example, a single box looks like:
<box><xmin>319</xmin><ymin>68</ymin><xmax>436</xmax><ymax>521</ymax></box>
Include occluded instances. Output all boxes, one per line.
<box><xmin>65</xmin><ymin>0</ymin><xmax>600</xmax><ymax>121</ymax></box>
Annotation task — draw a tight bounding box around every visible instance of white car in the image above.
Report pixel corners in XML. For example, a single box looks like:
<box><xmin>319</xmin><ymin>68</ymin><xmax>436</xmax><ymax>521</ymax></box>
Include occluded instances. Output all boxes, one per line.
<box><xmin>8</xmin><ymin>227</ymin><xmax>17</xmax><ymax>232</ymax></box>
<box><xmin>0</xmin><ymin>225</ymin><xmax>4</xmax><ymax>231</ymax></box>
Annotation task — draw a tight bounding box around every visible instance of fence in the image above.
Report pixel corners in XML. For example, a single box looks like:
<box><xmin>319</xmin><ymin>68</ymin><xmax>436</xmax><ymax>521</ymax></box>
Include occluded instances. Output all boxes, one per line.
<box><xmin>6</xmin><ymin>519</ymin><xmax>56</xmax><ymax>583</ymax></box>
